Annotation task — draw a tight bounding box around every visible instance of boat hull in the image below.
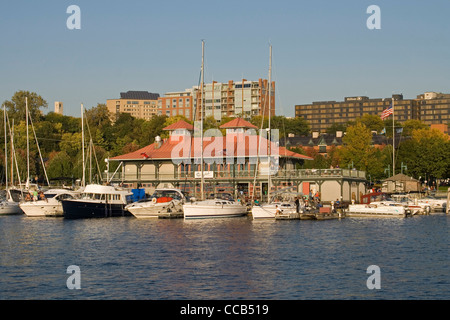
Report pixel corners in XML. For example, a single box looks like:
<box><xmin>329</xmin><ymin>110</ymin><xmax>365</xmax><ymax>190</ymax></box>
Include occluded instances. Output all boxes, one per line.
<box><xmin>20</xmin><ymin>202</ymin><xmax>63</xmax><ymax>217</ymax></box>
<box><xmin>0</xmin><ymin>201</ymin><xmax>22</xmax><ymax>215</ymax></box>
<box><xmin>251</xmin><ymin>203</ymin><xmax>298</xmax><ymax>220</ymax></box>
<box><xmin>127</xmin><ymin>201</ymin><xmax>183</xmax><ymax>218</ymax></box>
<box><xmin>347</xmin><ymin>204</ymin><xmax>411</xmax><ymax>218</ymax></box>
<box><xmin>183</xmin><ymin>203</ymin><xmax>247</xmax><ymax>219</ymax></box>
<box><xmin>62</xmin><ymin>200</ymin><xmax>131</xmax><ymax>219</ymax></box>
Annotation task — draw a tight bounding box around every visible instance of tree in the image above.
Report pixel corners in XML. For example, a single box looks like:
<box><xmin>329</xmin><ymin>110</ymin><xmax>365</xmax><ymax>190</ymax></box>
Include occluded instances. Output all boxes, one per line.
<box><xmin>338</xmin><ymin>122</ymin><xmax>379</xmax><ymax>172</ymax></box>
<box><xmin>401</xmin><ymin>119</ymin><xmax>428</xmax><ymax>136</ymax></box>
<box><xmin>397</xmin><ymin>128</ymin><xmax>450</xmax><ymax>180</ymax></box>
<box><xmin>3</xmin><ymin>90</ymin><xmax>48</xmax><ymax>124</ymax></box>
<box><xmin>46</xmin><ymin>151</ymin><xmax>73</xmax><ymax>179</ymax></box>
<box><xmin>284</xmin><ymin>116</ymin><xmax>310</xmax><ymax>137</ymax></box>
<box><xmin>358</xmin><ymin>114</ymin><xmax>384</xmax><ymax>133</ymax></box>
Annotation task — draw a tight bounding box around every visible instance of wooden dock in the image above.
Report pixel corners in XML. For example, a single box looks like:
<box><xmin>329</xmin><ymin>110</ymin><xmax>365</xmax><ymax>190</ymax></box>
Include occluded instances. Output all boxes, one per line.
<box><xmin>275</xmin><ymin>213</ymin><xmax>300</xmax><ymax>220</ymax></box>
<box><xmin>158</xmin><ymin>212</ymin><xmax>184</xmax><ymax>219</ymax></box>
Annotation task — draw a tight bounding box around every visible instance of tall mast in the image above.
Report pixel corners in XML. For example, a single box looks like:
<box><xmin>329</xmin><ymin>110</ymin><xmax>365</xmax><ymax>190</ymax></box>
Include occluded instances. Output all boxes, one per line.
<box><xmin>26</xmin><ymin>97</ymin><xmax>30</xmax><ymax>189</ymax></box>
<box><xmin>81</xmin><ymin>103</ymin><xmax>85</xmax><ymax>187</ymax></box>
<box><xmin>200</xmin><ymin>40</ymin><xmax>205</xmax><ymax>201</ymax></box>
<box><xmin>392</xmin><ymin>96</ymin><xmax>395</xmax><ymax>176</ymax></box>
<box><xmin>3</xmin><ymin>105</ymin><xmax>8</xmax><ymax>192</ymax></box>
<box><xmin>267</xmin><ymin>45</ymin><xmax>272</xmax><ymax>200</ymax></box>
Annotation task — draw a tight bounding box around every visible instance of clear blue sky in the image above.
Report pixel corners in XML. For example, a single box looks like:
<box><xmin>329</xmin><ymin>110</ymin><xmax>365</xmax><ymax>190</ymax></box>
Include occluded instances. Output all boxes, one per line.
<box><xmin>1</xmin><ymin>0</ymin><xmax>449</xmax><ymax>118</ymax></box>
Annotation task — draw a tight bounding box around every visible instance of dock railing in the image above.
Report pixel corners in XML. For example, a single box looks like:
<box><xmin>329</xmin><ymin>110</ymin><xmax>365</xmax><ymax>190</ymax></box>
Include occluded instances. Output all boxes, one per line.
<box><xmin>104</xmin><ymin>168</ymin><xmax>366</xmax><ymax>183</ymax></box>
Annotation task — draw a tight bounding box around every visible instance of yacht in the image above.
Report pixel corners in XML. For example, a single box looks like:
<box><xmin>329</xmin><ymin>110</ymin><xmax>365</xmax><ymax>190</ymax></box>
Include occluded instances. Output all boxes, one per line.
<box><xmin>20</xmin><ymin>188</ymin><xmax>80</xmax><ymax>217</ymax></box>
<box><xmin>61</xmin><ymin>184</ymin><xmax>133</xmax><ymax>219</ymax></box>
<box><xmin>126</xmin><ymin>188</ymin><xmax>187</xmax><ymax>218</ymax></box>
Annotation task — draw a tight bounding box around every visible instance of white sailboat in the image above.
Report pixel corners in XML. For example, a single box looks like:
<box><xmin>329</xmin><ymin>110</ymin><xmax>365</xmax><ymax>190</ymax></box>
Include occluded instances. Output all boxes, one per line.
<box><xmin>183</xmin><ymin>41</ymin><xmax>247</xmax><ymax>219</ymax></box>
<box><xmin>251</xmin><ymin>45</ymin><xmax>299</xmax><ymax>220</ymax></box>
<box><xmin>0</xmin><ymin>104</ymin><xmax>22</xmax><ymax>215</ymax></box>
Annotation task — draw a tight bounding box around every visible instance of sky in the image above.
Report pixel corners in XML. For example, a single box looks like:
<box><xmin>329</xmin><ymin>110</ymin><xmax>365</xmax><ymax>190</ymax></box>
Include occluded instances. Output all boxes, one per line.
<box><xmin>0</xmin><ymin>0</ymin><xmax>449</xmax><ymax>118</ymax></box>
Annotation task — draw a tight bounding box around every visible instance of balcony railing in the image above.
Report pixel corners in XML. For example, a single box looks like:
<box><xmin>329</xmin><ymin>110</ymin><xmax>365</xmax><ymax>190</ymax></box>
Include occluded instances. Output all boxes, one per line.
<box><xmin>104</xmin><ymin>168</ymin><xmax>366</xmax><ymax>182</ymax></box>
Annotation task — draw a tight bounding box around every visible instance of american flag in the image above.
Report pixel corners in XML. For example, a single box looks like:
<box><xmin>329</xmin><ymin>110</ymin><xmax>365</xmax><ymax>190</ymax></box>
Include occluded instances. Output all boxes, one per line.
<box><xmin>381</xmin><ymin>104</ymin><xmax>393</xmax><ymax>120</ymax></box>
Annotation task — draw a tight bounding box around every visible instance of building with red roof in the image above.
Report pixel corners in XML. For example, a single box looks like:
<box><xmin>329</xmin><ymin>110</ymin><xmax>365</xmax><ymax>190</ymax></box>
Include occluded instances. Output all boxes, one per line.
<box><xmin>107</xmin><ymin>118</ymin><xmax>367</xmax><ymax>203</ymax></box>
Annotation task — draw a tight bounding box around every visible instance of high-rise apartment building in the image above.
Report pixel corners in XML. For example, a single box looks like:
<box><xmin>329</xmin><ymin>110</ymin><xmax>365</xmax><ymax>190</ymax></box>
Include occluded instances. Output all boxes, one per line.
<box><xmin>193</xmin><ymin>79</ymin><xmax>275</xmax><ymax>122</ymax></box>
<box><xmin>106</xmin><ymin>78</ymin><xmax>275</xmax><ymax>122</ymax></box>
<box><xmin>295</xmin><ymin>92</ymin><xmax>449</xmax><ymax>133</ymax></box>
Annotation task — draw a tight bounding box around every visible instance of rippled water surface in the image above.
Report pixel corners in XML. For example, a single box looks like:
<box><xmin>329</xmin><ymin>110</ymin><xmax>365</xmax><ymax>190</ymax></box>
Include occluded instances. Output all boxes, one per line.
<box><xmin>0</xmin><ymin>214</ymin><xmax>448</xmax><ymax>300</ymax></box>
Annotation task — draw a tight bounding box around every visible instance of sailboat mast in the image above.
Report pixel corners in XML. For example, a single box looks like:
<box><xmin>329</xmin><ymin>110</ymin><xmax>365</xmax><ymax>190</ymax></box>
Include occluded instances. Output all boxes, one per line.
<box><xmin>26</xmin><ymin>97</ymin><xmax>30</xmax><ymax>189</ymax></box>
<box><xmin>200</xmin><ymin>40</ymin><xmax>205</xmax><ymax>201</ymax></box>
<box><xmin>267</xmin><ymin>45</ymin><xmax>272</xmax><ymax>200</ymax></box>
<box><xmin>3</xmin><ymin>105</ymin><xmax>8</xmax><ymax>192</ymax></box>
<box><xmin>392</xmin><ymin>96</ymin><xmax>395</xmax><ymax>176</ymax></box>
<box><xmin>81</xmin><ymin>103</ymin><xmax>86</xmax><ymax>187</ymax></box>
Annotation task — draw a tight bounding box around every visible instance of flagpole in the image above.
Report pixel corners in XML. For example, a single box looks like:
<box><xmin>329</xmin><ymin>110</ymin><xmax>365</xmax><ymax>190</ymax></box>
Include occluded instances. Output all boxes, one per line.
<box><xmin>392</xmin><ymin>96</ymin><xmax>395</xmax><ymax>176</ymax></box>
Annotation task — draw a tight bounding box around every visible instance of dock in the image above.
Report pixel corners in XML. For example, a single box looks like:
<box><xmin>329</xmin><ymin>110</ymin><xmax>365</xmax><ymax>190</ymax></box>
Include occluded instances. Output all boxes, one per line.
<box><xmin>275</xmin><ymin>213</ymin><xmax>300</xmax><ymax>220</ymax></box>
<box><xmin>158</xmin><ymin>212</ymin><xmax>184</xmax><ymax>219</ymax></box>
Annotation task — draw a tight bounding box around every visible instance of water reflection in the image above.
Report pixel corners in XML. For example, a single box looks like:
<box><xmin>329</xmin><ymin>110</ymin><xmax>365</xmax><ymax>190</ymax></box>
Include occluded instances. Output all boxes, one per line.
<box><xmin>0</xmin><ymin>214</ymin><xmax>448</xmax><ymax>299</ymax></box>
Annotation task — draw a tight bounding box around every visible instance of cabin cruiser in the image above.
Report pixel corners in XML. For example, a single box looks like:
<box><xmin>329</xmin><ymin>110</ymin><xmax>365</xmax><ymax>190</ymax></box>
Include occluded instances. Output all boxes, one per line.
<box><xmin>61</xmin><ymin>184</ymin><xmax>133</xmax><ymax>219</ymax></box>
<box><xmin>20</xmin><ymin>188</ymin><xmax>80</xmax><ymax>217</ymax></box>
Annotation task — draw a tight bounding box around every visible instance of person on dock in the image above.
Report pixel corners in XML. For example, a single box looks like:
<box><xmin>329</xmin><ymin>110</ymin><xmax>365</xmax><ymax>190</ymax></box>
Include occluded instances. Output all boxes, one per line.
<box><xmin>275</xmin><ymin>205</ymin><xmax>281</xmax><ymax>215</ymax></box>
<box><xmin>295</xmin><ymin>197</ymin><xmax>300</xmax><ymax>213</ymax></box>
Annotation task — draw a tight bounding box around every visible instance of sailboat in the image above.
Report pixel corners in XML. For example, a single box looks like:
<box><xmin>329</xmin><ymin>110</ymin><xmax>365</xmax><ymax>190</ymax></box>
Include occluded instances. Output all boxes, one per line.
<box><xmin>0</xmin><ymin>104</ymin><xmax>23</xmax><ymax>215</ymax></box>
<box><xmin>251</xmin><ymin>45</ymin><xmax>300</xmax><ymax>220</ymax></box>
<box><xmin>182</xmin><ymin>41</ymin><xmax>247</xmax><ymax>219</ymax></box>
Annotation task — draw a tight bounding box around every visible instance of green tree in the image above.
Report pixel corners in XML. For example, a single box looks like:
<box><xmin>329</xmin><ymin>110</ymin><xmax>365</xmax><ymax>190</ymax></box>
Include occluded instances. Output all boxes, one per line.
<box><xmin>338</xmin><ymin>122</ymin><xmax>379</xmax><ymax>173</ymax></box>
<box><xmin>46</xmin><ymin>151</ymin><xmax>73</xmax><ymax>179</ymax></box>
<box><xmin>358</xmin><ymin>114</ymin><xmax>384</xmax><ymax>133</ymax></box>
<box><xmin>3</xmin><ymin>90</ymin><xmax>48</xmax><ymax>124</ymax></box>
<box><xmin>397</xmin><ymin>128</ymin><xmax>450</xmax><ymax>180</ymax></box>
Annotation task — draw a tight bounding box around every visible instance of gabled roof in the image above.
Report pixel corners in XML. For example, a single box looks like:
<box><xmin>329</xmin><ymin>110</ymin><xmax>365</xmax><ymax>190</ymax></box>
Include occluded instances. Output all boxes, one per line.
<box><xmin>219</xmin><ymin>118</ymin><xmax>258</xmax><ymax>129</ymax></box>
<box><xmin>163</xmin><ymin>120</ymin><xmax>194</xmax><ymax>131</ymax></box>
<box><xmin>110</xmin><ymin>135</ymin><xmax>313</xmax><ymax>161</ymax></box>
<box><xmin>384</xmin><ymin>173</ymin><xmax>419</xmax><ymax>182</ymax></box>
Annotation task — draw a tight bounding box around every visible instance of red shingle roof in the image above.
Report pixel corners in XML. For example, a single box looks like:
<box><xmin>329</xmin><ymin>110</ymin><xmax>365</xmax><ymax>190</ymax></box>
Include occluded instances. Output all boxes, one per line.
<box><xmin>219</xmin><ymin>118</ymin><xmax>258</xmax><ymax>129</ymax></box>
<box><xmin>162</xmin><ymin>120</ymin><xmax>194</xmax><ymax>131</ymax></box>
<box><xmin>110</xmin><ymin>135</ymin><xmax>312</xmax><ymax>161</ymax></box>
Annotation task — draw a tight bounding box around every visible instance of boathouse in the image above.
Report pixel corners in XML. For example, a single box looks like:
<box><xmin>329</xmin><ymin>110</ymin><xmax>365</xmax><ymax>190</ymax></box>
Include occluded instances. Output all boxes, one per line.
<box><xmin>106</xmin><ymin>118</ymin><xmax>368</xmax><ymax>203</ymax></box>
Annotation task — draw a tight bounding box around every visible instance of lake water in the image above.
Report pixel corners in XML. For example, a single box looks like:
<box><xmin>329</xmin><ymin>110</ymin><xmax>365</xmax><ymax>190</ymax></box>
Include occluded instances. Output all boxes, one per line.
<box><xmin>0</xmin><ymin>213</ymin><xmax>448</xmax><ymax>300</ymax></box>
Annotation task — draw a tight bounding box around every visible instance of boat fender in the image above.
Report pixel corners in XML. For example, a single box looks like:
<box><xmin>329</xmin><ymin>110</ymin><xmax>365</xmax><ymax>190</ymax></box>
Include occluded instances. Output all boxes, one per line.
<box><xmin>152</xmin><ymin>198</ymin><xmax>157</xmax><ymax>204</ymax></box>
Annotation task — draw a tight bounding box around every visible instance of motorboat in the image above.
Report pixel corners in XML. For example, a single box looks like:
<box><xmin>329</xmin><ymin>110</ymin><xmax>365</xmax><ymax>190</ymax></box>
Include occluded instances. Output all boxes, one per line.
<box><xmin>61</xmin><ymin>184</ymin><xmax>133</xmax><ymax>219</ymax></box>
<box><xmin>347</xmin><ymin>203</ymin><xmax>412</xmax><ymax>218</ymax></box>
<box><xmin>377</xmin><ymin>194</ymin><xmax>431</xmax><ymax>215</ymax></box>
<box><xmin>126</xmin><ymin>188</ymin><xmax>187</xmax><ymax>218</ymax></box>
<box><xmin>20</xmin><ymin>188</ymin><xmax>80</xmax><ymax>217</ymax></box>
<box><xmin>183</xmin><ymin>193</ymin><xmax>247</xmax><ymax>219</ymax></box>
<box><xmin>415</xmin><ymin>196</ymin><xmax>447</xmax><ymax>212</ymax></box>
